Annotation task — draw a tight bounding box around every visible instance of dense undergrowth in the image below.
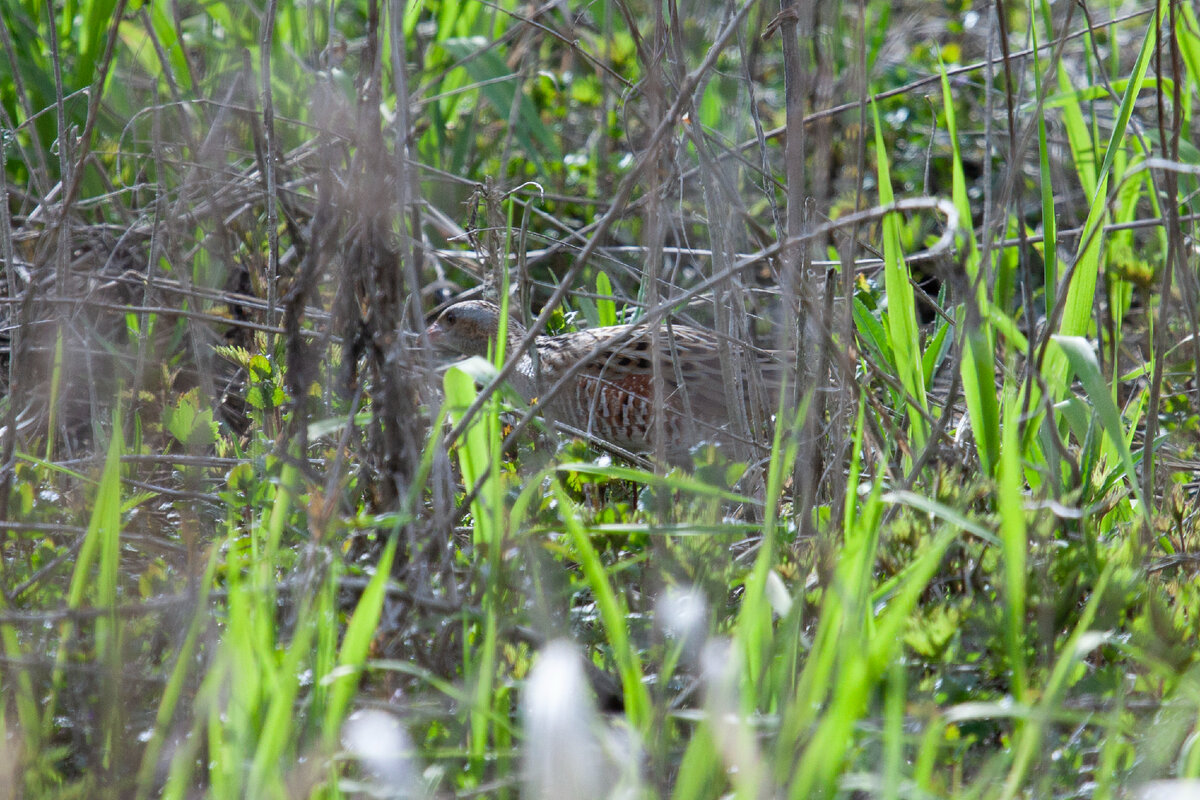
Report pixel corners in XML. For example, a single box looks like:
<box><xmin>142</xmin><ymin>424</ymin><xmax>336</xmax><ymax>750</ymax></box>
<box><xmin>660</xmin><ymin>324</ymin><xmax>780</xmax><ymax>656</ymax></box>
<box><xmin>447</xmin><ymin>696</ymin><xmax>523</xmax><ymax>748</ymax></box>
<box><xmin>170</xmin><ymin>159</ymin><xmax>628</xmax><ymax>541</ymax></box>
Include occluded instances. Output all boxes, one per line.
<box><xmin>2</xmin><ymin>0</ymin><xmax>1200</xmax><ymax>797</ymax></box>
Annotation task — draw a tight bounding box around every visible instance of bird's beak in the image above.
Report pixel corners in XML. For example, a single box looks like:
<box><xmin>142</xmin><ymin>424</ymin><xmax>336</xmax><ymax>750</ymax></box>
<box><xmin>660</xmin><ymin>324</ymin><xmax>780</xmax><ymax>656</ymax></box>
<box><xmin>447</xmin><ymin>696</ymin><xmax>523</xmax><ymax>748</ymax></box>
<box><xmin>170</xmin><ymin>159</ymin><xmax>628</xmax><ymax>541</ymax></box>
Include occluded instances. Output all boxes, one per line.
<box><xmin>425</xmin><ymin>322</ymin><xmax>444</xmax><ymax>345</ymax></box>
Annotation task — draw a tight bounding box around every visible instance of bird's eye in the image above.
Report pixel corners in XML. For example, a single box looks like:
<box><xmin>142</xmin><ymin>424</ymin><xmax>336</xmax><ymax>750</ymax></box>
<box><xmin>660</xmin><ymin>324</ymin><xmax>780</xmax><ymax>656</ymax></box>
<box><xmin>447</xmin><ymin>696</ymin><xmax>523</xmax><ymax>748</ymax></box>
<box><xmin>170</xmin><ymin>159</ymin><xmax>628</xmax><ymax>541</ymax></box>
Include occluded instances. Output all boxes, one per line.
<box><xmin>443</xmin><ymin>309</ymin><xmax>457</xmax><ymax>325</ymax></box>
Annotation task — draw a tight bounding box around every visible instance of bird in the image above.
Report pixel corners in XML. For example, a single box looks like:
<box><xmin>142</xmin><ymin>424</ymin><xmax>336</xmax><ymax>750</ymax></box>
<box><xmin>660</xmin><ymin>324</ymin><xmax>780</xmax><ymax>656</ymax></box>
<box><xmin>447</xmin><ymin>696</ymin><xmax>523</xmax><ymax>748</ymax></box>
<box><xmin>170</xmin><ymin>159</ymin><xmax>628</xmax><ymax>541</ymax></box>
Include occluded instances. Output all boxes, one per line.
<box><xmin>425</xmin><ymin>299</ymin><xmax>781</xmax><ymax>460</ymax></box>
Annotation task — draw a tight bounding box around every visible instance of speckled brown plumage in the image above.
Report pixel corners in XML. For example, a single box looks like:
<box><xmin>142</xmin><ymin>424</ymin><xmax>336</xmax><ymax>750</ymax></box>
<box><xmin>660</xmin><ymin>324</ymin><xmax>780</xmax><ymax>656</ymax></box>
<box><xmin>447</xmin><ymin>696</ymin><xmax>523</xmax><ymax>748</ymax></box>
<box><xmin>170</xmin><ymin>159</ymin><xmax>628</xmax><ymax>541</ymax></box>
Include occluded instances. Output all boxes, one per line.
<box><xmin>426</xmin><ymin>300</ymin><xmax>780</xmax><ymax>458</ymax></box>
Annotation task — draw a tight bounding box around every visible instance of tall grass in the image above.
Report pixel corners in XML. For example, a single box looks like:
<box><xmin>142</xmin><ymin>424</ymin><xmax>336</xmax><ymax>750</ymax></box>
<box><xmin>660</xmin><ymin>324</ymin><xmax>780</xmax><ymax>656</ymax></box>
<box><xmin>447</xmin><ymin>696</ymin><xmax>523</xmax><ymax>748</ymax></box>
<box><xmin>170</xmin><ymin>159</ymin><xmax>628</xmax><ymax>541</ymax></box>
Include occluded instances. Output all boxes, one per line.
<box><xmin>1</xmin><ymin>1</ymin><xmax>1199</xmax><ymax>798</ymax></box>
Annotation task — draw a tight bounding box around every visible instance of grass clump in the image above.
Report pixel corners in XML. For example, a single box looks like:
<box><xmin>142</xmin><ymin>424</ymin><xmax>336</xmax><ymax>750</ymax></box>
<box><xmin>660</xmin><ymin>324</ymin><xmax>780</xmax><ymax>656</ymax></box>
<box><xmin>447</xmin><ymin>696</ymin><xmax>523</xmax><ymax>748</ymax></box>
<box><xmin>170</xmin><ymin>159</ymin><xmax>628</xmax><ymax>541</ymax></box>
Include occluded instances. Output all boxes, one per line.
<box><xmin>2</xmin><ymin>1</ymin><xmax>1199</xmax><ymax>798</ymax></box>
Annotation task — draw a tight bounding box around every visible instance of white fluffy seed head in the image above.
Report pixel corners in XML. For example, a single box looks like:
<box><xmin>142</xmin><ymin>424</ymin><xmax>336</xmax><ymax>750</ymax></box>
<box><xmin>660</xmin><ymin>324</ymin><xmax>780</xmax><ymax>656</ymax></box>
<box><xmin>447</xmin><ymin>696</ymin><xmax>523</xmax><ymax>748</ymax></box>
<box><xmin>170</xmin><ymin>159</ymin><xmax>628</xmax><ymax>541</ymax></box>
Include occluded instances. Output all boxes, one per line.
<box><xmin>655</xmin><ymin>586</ymin><xmax>708</xmax><ymax>665</ymax></box>
<box><xmin>341</xmin><ymin>709</ymin><xmax>421</xmax><ymax>796</ymax></box>
<box><xmin>521</xmin><ymin>640</ymin><xmax>613</xmax><ymax>800</ymax></box>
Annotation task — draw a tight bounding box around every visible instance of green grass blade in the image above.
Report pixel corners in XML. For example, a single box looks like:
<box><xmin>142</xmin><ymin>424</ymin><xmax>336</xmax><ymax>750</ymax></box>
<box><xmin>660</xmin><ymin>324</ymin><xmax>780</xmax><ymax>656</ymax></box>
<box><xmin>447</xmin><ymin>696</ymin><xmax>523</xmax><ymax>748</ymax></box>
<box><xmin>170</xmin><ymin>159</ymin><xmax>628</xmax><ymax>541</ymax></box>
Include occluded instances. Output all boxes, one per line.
<box><xmin>1052</xmin><ymin>336</ymin><xmax>1152</xmax><ymax>533</ymax></box>
<box><xmin>134</xmin><ymin>545</ymin><xmax>222</xmax><ymax>799</ymax></box>
<box><xmin>998</xmin><ymin>388</ymin><xmax>1028</xmax><ymax>706</ymax></box>
<box><xmin>788</xmin><ymin>524</ymin><xmax>959</xmax><ymax>799</ymax></box>
<box><xmin>737</xmin><ymin>387</ymin><xmax>805</xmax><ymax>684</ymax></box>
<box><xmin>551</xmin><ymin>481</ymin><xmax>651</xmax><ymax>730</ymax></box>
<box><xmin>940</xmin><ymin>59</ymin><xmax>999</xmax><ymax>474</ymax></box>
<box><xmin>996</xmin><ymin>563</ymin><xmax>1117</xmax><ymax>800</ymax></box>
<box><xmin>1047</xmin><ymin>8</ymin><xmax>1162</xmax><ymax>361</ymax></box>
<box><xmin>41</xmin><ymin>408</ymin><xmax>125</xmax><ymax>734</ymax></box>
<box><xmin>872</xmin><ymin>100</ymin><xmax>929</xmax><ymax>451</ymax></box>
<box><xmin>321</xmin><ymin>532</ymin><xmax>399</xmax><ymax>744</ymax></box>
<box><xmin>596</xmin><ymin>271</ymin><xmax>617</xmax><ymax>327</ymax></box>
<box><xmin>247</xmin><ymin>592</ymin><xmax>321</xmax><ymax>795</ymax></box>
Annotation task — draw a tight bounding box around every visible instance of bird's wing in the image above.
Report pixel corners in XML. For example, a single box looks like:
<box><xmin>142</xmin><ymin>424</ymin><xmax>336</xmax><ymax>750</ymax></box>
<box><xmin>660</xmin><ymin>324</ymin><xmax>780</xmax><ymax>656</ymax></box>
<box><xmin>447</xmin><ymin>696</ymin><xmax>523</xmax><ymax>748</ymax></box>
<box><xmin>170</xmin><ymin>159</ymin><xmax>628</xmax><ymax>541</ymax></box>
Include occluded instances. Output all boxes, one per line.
<box><xmin>566</xmin><ymin>325</ymin><xmax>772</xmax><ymax>418</ymax></box>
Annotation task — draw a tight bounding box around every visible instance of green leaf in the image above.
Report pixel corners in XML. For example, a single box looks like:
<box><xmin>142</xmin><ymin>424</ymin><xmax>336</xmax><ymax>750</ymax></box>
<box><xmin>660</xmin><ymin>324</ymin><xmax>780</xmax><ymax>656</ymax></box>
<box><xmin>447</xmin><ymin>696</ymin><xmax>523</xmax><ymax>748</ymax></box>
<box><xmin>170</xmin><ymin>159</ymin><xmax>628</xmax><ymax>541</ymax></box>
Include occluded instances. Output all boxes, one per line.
<box><xmin>164</xmin><ymin>390</ymin><xmax>219</xmax><ymax>448</ymax></box>
<box><xmin>596</xmin><ymin>271</ymin><xmax>617</xmax><ymax>327</ymax></box>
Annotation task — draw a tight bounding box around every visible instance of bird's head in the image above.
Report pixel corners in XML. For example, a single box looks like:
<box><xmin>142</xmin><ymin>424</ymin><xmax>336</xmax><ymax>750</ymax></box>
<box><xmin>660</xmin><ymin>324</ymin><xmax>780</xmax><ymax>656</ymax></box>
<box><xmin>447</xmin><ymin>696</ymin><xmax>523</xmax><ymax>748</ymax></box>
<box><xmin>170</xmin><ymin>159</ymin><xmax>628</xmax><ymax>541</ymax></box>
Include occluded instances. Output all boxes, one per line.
<box><xmin>425</xmin><ymin>300</ymin><xmax>529</xmax><ymax>359</ymax></box>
